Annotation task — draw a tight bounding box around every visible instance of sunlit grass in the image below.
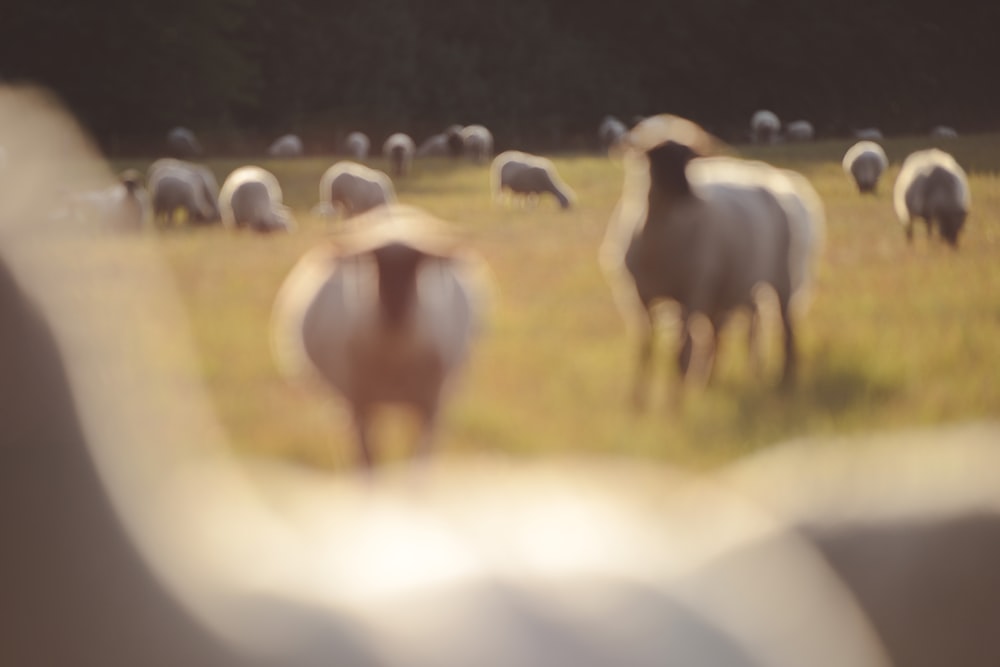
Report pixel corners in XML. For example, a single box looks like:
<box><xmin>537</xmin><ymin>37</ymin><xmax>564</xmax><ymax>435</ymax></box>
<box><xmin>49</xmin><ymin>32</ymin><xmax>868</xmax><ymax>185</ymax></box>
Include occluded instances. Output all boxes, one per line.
<box><xmin>117</xmin><ymin>134</ymin><xmax>1000</xmax><ymax>472</ymax></box>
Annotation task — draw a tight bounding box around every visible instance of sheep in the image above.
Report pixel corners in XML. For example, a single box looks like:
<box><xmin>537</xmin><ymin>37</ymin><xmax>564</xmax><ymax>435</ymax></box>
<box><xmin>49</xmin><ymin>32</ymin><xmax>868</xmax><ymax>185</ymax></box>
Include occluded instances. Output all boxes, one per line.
<box><xmin>147</xmin><ymin>158</ymin><xmax>221</xmax><ymax>225</ymax></box>
<box><xmin>460</xmin><ymin>124</ymin><xmax>494</xmax><ymax>163</ymax></box>
<box><xmin>416</xmin><ymin>126</ymin><xmax>465</xmax><ymax>158</ymax></box>
<box><xmin>842</xmin><ymin>141</ymin><xmax>889</xmax><ymax>194</ymax></box>
<box><xmin>490</xmin><ymin>150</ymin><xmax>575</xmax><ymax>209</ymax></box>
<box><xmin>600</xmin><ymin>114</ymin><xmax>824</xmax><ymax>405</ymax></box>
<box><xmin>853</xmin><ymin>128</ymin><xmax>884</xmax><ymax>141</ymax></box>
<box><xmin>317</xmin><ymin>161</ymin><xmax>396</xmax><ymax>220</ymax></box>
<box><xmin>166</xmin><ymin>126</ymin><xmax>203</xmax><ymax>157</ymax></box>
<box><xmin>268</xmin><ymin>133</ymin><xmax>304</xmax><ymax>157</ymax></box>
<box><xmin>785</xmin><ymin>120</ymin><xmax>815</xmax><ymax>142</ymax></box>
<box><xmin>930</xmin><ymin>125</ymin><xmax>958</xmax><ymax>139</ymax></box>
<box><xmin>382</xmin><ymin>133</ymin><xmax>416</xmax><ymax>177</ymax></box>
<box><xmin>893</xmin><ymin>148</ymin><xmax>970</xmax><ymax>247</ymax></box>
<box><xmin>750</xmin><ymin>110</ymin><xmax>781</xmax><ymax>144</ymax></box>
<box><xmin>344</xmin><ymin>131</ymin><xmax>370</xmax><ymax>160</ymax></box>
<box><xmin>598</xmin><ymin>115</ymin><xmax>628</xmax><ymax>151</ymax></box>
<box><xmin>69</xmin><ymin>169</ymin><xmax>150</xmax><ymax>231</ymax></box>
<box><xmin>271</xmin><ymin>204</ymin><xmax>489</xmax><ymax>469</ymax></box>
<box><xmin>218</xmin><ymin>165</ymin><xmax>295</xmax><ymax>233</ymax></box>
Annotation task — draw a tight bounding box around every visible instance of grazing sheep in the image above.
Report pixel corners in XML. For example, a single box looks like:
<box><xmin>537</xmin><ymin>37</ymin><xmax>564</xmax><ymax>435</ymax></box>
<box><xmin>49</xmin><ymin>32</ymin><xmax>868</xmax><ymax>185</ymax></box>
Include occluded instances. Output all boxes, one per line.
<box><xmin>271</xmin><ymin>205</ymin><xmax>489</xmax><ymax>469</ymax></box>
<box><xmin>416</xmin><ymin>133</ymin><xmax>449</xmax><ymax>157</ymax></box>
<box><xmin>853</xmin><ymin>128</ymin><xmax>884</xmax><ymax>141</ymax></box>
<box><xmin>785</xmin><ymin>120</ymin><xmax>815</xmax><ymax>142</ymax></box>
<box><xmin>267</xmin><ymin>133</ymin><xmax>304</xmax><ymax>157</ymax></box>
<box><xmin>166</xmin><ymin>126</ymin><xmax>203</xmax><ymax>157</ymax></box>
<box><xmin>893</xmin><ymin>148</ymin><xmax>970</xmax><ymax>247</ymax></box>
<box><xmin>382</xmin><ymin>133</ymin><xmax>416</xmax><ymax>177</ymax></box>
<box><xmin>598</xmin><ymin>115</ymin><xmax>628</xmax><ymax>151</ymax></box>
<box><xmin>750</xmin><ymin>110</ymin><xmax>781</xmax><ymax>144</ymax></box>
<box><xmin>147</xmin><ymin>158</ymin><xmax>221</xmax><ymax>225</ymax></box>
<box><xmin>344</xmin><ymin>131</ymin><xmax>370</xmax><ymax>160</ymax></box>
<box><xmin>601</xmin><ymin>115</ymin><xmax>823</xmax><ymax>404</ymax></box>
<box><xmin>69</xmin><ymin>169</ymin><xmax>150</xmax><ymax>231</ymax></box>
<box><xmin>930</xmin><ymin>125</ymin><xmax>958</xmax><ymax>139</ymax></box>
<box><xmin>460</xmin><ymin>125</ymin><xmax>493</xmax><ymax>163</ymax></box>
<box><xmin>218</xmin><ymin>165</ymin><xmax>295</xmax><ymax>233</ymax></box>
<box><xmin>317</xmin><ymin>161</ymin><xmax>396</xmax><ymax>219</ymax></box>
<box><xmin>842</xmin><ymin>141</ymin><xmax>889</xmax><ymax>194</ymax></box>
<box><xmin>491</xmin><ymin>150</ymin><xmax>575</xmax><ymax>209</ymax></box>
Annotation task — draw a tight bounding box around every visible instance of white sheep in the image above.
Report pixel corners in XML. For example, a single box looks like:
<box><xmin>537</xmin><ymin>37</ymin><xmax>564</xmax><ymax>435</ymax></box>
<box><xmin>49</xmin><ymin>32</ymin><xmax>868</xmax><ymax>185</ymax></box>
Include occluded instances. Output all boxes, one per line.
<box><xmin>218</xmin><ymin>165</ymin><xmax>295</xmax><ymax>233</ymax></box>
<box><xmin>344</xmin><ymin>131</ymin><xmax>370</xmax><ymax>160</ymax></box>
<box><xmin>598</xmin><ymin>115</ymin><xmax>628</xmax><ymax>151</ymax></box>
<box><xmin>166</xmin><ymin>126</ymin><xmax>203</xmax><ymax>157</ymax></box>
<box><xmin>893</xmin><ymin>148</ymin><xmax>970</xmax><ymax>247</ymax></box>
<box><xmin>842</xmin><ymin>141</ymin><xmax>889</xmax><ymax>194</ymax></box>
<box><xmin>785</xmin><ymin>120</ymin><xmax>815</xmax><ymax>142</ymax></box>
<box><xmin>271</xmin><ymin>204</ymin><xmax>490</xmax><ymax>469</ymax></box>
<box><xmin>460</xmin><ymin>124</ymin><xmax>494</xmax><ymax>163</ymax></box>
<box><xmin>317</xmin><ymin>161</ymin><xmax>396</xmax><ymax>219</ymax></box>
<box><xmin>382</xmin><ymin>133</ymin><xmax>416</xmax><ymax>177</ymax></box>
<box><xmin>147</xmin><ymin>158</ymin><xmax>221</xmax><ymax>225</ymax></box>
<box><xmin>930</xmin><ymin>125</ymin><xmax>958</xmax><ymax>139</ymax></box>
<box><xmin>416</xmin><ymin>126</ymin><xmax>465</xmax><ymax>158</ymax></box>
<box><xmin>267</xmin><ymin>133</ymin><xmax>304</xmax><ymax>157</ymax></box>
<box><xmin>751</xmin><ymin>110</ymin><xmax>781</xmax><ymax>144</ymax></box>
<box><xmin>853</xmin><ymin>128</ymin><xmax>884</xmax><ymax>141</ymax></box>
<box><xmin>601</xmin><ymin>114</ymin><xmax>824</xmax><ymax>403</ymax></box>
<box><xmin>490</xmin><ymin>150</ymin><xmax>575</xmax><ymax>209</ymax></box>
<box><xmin>69</xmin><ymin>169</ymin><xmax>150</xmax><ymax>231</ymax></box>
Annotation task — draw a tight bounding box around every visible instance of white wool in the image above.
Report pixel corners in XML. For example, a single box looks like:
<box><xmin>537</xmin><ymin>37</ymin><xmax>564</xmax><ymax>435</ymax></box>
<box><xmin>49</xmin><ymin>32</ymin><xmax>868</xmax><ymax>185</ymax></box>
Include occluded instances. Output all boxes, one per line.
<box><xmin>345</xmin><ymin>132</ymin><xmax>370</xmax><ymax>160</ymax></box>
<box><xmin>842</xmin><ymin>141</ymin><xmax>888</xmax><ymax>192</ymax></box>
<box><xmin>460</xmin><ymin>125</ymin><xmax>493</xmax><ymax>163</ymax></box>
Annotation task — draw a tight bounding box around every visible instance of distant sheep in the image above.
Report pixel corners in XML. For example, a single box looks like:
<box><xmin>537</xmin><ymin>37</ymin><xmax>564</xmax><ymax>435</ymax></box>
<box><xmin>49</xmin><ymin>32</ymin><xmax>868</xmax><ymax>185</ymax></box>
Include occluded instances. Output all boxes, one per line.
<box><xmin>271</xmin><ymin>204</ymin><xmax>490</xmax><ymax>469</ymax></box>
<box><xmin>416</xmin><ymin>133</ymin><xmax>449</xmax><ymax>157</ymax></box>
<box><xmin>751</xmin><ymin>110</ymin><xmax>781</xmax><ymax>144</ymax></box>
<box><xmin>460</xmin><ymin>125</ymin><xmax>493</xmax><ymax>163</ymax></box>
<box><xmin>598</xmin><ymin>116</ymin><xmax>628</xmax><ymax>151</ymax></box>
<box><xmin>268</xmin><ymin>134</ymin><xmax>304</xmax><ymax>157</ymax></box>
<box><xmin>318</xmin><ymin>161</ymin><xmax>396</xmax><ymax>219</ymax></box>
<box><xmin>382</xmin><ymin>133</ymin><xmax>415</xmax><ymax>177</ymax></box>
<box><xmin>931</xmin><ymin>125</ymin><xmax>958</xmax><ymax>139</ymax></box>
<box><xmin>166</xmin><ymin>127</ymin><xmax>203</xmax><ymax>157</ymax></box>
<box><xmin>147</xmin><ymin>158</ymin><xmax>221</xmax><ymax>225</ymax></box>
<box><xmin>601</xmin><ymin>115</ymin><xmax>824</xmax><ymax>403</ymax></box>
<box><xmin>218</xmin><ymin>165</ymin><xmax>295</xmax><ymax>233</ymax></box>
<box><xmin>69</xmin><ymin>170</ymin><xmax>150</xmax><ymax>231</ymax></box>
<box><xmin>853</xmin><ymin>128</ymin><xmax>884</xmax><ymax>141</ymax></box>
<box><xmin>344</xmin><ymin>132</ymin><xmax>370</xmax><ymax>160</ymax></box>
<box><xmin>785</xmin><ymin>120</ymin><xmax>815</xmax><ymax>142</ymax></box>
<box><xmin>893</xmin><ymin>148</ymin><xmax>970</xmax><ymax>247</ymax></box>
<box><xmin>491</xmin><ymin>150</ymin><xmax>575</xmax><ymax>209</ymax></box>
<box><xmin>842</xmin><ymin>141</ymin><xmax>888</xmax><ymax>194</ymax></box>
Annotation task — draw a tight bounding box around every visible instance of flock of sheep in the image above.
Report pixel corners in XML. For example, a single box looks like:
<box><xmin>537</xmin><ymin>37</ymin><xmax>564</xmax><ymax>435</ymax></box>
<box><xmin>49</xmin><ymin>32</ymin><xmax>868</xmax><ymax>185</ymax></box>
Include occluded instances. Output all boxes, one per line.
<box><xmin>64</xmin><ymin>113</ymin><xmax>973</xmax><ymax>470</ymax></box>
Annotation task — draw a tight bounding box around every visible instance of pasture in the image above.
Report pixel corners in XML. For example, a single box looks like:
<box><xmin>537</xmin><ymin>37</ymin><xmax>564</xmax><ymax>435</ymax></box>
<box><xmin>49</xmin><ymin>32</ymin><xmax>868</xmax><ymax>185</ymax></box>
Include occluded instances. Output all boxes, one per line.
<box><xmin>116</xmin><ymin>135</ymin><xmax>1000</xmax><ymax>472</ymax></box>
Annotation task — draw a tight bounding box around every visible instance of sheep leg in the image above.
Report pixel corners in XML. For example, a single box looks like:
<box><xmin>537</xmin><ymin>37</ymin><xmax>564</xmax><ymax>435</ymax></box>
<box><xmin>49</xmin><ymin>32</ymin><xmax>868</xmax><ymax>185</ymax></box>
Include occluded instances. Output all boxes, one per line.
<box><xmin>905</xmin><ymin>222</ymin><xmax>915</xmax><ymax>244</ymax></box>
<box><xmin>351</xmin><ymin>404</ymin><xmax>375</xmax><ymax>471</ymax></box>
<box><xmin>747</xmin><ymin>304</ymin><xmax>763</xmax><ymax>377</ymax></box>
<box><xmin>630</xmin><ymin>310</ymin><xmax>656</xmax><ymax>411</ymax></box>
<box><xmin>779</xmin><ymin>302</ymin><xmax>797</xmax><ymax>389</ymax></box>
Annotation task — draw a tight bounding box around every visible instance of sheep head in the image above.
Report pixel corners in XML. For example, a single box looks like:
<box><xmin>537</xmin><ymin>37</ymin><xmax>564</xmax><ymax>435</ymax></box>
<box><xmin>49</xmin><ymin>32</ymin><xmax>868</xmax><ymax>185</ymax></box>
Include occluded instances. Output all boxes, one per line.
<box><xmin>646</xmin><ymin>141</ymin><xmax>699</xmax><ymax>198</ymax></box>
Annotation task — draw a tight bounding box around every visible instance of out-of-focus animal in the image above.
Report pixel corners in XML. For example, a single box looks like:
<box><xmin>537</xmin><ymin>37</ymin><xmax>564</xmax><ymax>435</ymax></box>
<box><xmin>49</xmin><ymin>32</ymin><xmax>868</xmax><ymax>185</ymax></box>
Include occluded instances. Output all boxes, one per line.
<box><xmin>842</xmin><ymin>141</ymin><xmax>889</xmax><ymax>194</ymax></box>
<box><xmin>893</xmin><ymin>148</ymin><xmax>970</xmax><ymax>247</ymax></box>
<box><xmin>218</xmin><ymin>165</ymin><xmax>295</xmax><ymax>233</ymax></box>
<box><xmin>490</xmin><ymin>150</ymin><xmax>575</xmax><ymax>209</ymax></box>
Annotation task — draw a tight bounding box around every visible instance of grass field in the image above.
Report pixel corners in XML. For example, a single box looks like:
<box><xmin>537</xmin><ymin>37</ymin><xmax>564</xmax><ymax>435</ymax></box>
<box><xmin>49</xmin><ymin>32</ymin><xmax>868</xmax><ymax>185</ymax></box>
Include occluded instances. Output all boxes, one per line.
<box><xmin>114</xmin><ymin>135</ymin><xmax>1000</xmax><ymax>472</ymax></box>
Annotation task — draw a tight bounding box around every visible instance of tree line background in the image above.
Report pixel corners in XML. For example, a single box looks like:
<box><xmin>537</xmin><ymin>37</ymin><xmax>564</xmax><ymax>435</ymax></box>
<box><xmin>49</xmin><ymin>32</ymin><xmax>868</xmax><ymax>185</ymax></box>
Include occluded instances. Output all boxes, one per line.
<box><xmin>2</xmin><ymin>0</ymin><xmax>996</xmax><ymax>155</ymax></box>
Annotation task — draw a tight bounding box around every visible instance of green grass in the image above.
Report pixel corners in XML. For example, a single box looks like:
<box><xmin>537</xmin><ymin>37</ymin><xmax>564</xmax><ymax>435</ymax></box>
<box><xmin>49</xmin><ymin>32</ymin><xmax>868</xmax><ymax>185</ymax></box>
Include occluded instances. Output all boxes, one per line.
<box><xmin>116</xmin><ymin>135</ymin><xmax>1000</xmax><ymax>472</ymax></box>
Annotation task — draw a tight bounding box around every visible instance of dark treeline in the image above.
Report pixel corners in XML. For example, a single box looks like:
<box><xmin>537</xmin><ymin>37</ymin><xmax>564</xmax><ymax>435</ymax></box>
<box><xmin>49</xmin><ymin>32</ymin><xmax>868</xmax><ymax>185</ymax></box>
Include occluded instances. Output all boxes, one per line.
<box><xmin>2</xmin><ymin>0</ymin><xmax>997</xmax><ymax>154</ymax></box>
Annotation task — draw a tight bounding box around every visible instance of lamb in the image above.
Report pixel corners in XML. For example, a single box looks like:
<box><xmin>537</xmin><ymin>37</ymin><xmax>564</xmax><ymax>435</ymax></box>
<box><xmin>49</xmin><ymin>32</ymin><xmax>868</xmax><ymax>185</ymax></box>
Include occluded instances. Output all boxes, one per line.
<box><xmin>785</xmin><ymin>120</ymin><xmax>815</xmax><ymax>142</ymax></box>
<box><xmin>600</xmin><ymin>114</ymin><xmax>823</xmax><ymax>404</ymax></box>
<box><xmin>267</xmin><ymin>134</ymin><xmax>304</xmax><ymax>157</ymax></box>
<box><xmin>218</xmin><ymin>165</ymin><xmax>295</xmax><ymax>233</ymax></box>
<box><xmin>382</xmin><ymin>133</ymin><xmax>416</xmax><ymax>177</ymax></box>
<box><xmin>318</xmin><ymin>161</ymin><xmax>396</xmax><ymax>219</ymax></box>
<box><xmin>271</xmin><ymin>204</ymin><xmax>489</xmax><ymax>469</ymax></box>
<box><xmin>166</xmin><ymin>126</ymin><xmax>203</xmax><ymax>157</ymax></box>
<box><xmin>490</xmin><ymin>150</ymin><xmax>575</xmax><ymax>209</ymax></box>
<box><xmin>750</xmin><ymin>110</ymin><xmax>781</xmax><ymax>144</ymax></box>
<box><xmin>147</xmin><ymin>158</ymin><xmax>221</xmax><ymax>225</ymax></box>
<box><xmin>930</xmin><ymin>125</ymin><xmax>958</xmax><ymax>139</ymax></box>
<box><xmin>842</xmin><ymin>141</ymin><xmax>889</xmax><ymax>194</ymax></box>
<box><xmin>853</xmin><ymin>128</ymin><xmax>884</xmax><ymax>141</ymax></box>
<box><xmin>344</xmin><ymin>131</ymin><xmax>370</xmax><ymax>160</ymax></box>
<box><xmin>460</xmin><ymin>124</ymin><xmax>494</xmax><ymax>163</ymax></box>
<box><xmin>893</xmin><ymin>148</ymin><xmax>970</xmax><ymax>247</ymax></box>
<box><xmin>598</xmin><ymin>115</ymin><xmax>628</xmax><ymax>151</ymax></box>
